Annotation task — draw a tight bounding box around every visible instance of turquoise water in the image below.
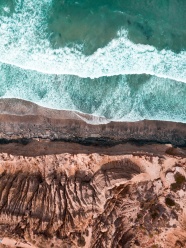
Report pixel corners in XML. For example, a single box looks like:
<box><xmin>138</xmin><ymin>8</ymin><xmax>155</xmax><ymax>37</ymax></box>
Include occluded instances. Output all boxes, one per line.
<box><xmin>0</xmin><ymin>0</ymin><xmax>186</xmax><ymax>123</ymax></box>
<box><xmin>48</xmin><ymin>0</ymin><xmax>186</xmax><ymax>54</ymax></box>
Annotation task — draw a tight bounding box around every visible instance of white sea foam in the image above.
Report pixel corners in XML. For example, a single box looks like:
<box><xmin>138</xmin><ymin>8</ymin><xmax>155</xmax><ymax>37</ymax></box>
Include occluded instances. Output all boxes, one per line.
<box><xmin>0</xmin><ymin>62</ymin><xmax>185</xmax><ymax>123</ymax></box>
<box><xmin>0</xmin><ymin>0</ymin><xmax>186</xmax><ymax>124</ymax></box>
<box><xmin>0</xmin><ymin>0</ymin><xmax>185</xmax><ymax>82</ymax></box>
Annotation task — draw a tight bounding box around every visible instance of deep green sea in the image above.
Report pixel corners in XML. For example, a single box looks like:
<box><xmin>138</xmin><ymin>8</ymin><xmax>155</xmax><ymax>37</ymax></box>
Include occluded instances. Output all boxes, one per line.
<box><xmin>0</xmin><ymin>0</ymin><xmax>186</xmax><ymax>123</ymax></box>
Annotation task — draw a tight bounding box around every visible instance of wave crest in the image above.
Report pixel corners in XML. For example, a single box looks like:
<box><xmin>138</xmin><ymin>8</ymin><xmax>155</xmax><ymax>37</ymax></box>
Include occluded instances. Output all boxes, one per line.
<box><xmin>0</xmin><ymin>63</ymin><xmax>186</xmax><ymax>123</ymax></box>
<box><xmin>0</xmin><ymin>0</ymin><xmax>185</xmax><ymax>82</ymax></box>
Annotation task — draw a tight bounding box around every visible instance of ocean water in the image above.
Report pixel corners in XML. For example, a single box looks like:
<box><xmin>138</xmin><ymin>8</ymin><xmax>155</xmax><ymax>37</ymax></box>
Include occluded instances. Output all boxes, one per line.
<box><xmin>0</xmin><ymin>0</ymin><xmax>186</xmax><ymax>123</ymax></box>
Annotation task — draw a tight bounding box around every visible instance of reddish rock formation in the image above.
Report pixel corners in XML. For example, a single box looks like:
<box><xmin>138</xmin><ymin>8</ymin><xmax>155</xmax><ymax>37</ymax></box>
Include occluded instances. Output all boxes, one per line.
<box><xmin>0</xmin><ymin>98</ymin><xmax>186</xmax><ymax>247</ymax></box>
<box><xmin>0</xmin><ymin>151</ymin><xmax>185</xmax><ymax>248</ymax></box>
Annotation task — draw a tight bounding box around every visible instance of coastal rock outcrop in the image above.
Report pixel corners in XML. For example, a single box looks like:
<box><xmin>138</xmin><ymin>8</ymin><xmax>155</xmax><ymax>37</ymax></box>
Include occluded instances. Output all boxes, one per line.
<box><xmin>0</xmin><ymin>152</ymin><xmax>185</xmax><ymax>248</ymax></box>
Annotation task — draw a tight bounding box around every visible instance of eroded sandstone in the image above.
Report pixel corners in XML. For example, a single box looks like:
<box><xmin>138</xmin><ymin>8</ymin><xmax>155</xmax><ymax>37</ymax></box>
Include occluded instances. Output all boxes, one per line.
<box><xmin>0</xmin><ymin>152</ymin><xmax>185</xmax><ymax>248</ymax></box>
<box><xmin>0</xmin><ymin>99</ymin><xmax>186</xmax><ymax>247</ymax></box>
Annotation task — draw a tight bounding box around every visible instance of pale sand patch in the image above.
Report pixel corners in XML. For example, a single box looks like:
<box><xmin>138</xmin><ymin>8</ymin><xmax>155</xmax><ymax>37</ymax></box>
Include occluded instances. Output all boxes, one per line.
<box><xmin>1</xmin><ymin>237</ymin><xmax>37</xmax><ymax>248</ymax></box>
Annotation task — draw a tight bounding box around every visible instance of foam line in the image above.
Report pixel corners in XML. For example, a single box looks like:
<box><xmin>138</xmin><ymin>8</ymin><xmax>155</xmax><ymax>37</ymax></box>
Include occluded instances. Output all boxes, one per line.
<box><xmin>0</xmin><ymin>0</ymin><xmax>185</xmax><ymax>82</ymax></box>
<box><xmin>0</xmin><ymin>63</ymin><xmax>185</xmax><ymax>123</ymax></box>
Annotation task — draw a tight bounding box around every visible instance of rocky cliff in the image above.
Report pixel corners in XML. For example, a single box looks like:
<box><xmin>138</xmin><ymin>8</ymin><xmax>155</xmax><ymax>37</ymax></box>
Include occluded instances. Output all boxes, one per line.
<box><xmin>0</xmin><ymin>98</ymin><xmax>186</xmax><ymax>248</ymax></box>
<box><xmin>0</xmin><ymin>151</ymin><xmax>185</xmax><ymax>248</ymax></box>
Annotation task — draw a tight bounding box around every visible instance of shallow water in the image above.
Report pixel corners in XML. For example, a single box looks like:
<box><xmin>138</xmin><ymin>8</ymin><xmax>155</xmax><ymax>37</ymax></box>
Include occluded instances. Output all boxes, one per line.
<box><xmin>0</xmin><ymin>0</ymin><xmax>186</xmax><ymax>123</ymax></box>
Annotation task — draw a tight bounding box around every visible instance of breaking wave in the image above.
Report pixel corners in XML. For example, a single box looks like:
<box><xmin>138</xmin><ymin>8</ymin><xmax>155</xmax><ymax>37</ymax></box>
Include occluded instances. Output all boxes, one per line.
<box><xmin>0</xmin><ymin>63</ymin><xmax>186</xmax><ymax>123</ymax></box>
<box><xmin>0</xmin><ymin>0</ymin><xmax>186</xmax><ymax>123</ymax></box>
<box><xmin>0</xmin><ymin>0</ymin><xmax>185</xmax><ymax>81</ymax></box>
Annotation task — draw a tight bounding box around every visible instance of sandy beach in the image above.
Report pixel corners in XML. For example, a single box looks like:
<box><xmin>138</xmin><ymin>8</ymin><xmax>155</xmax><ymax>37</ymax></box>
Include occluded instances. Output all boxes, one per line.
<box><xmin>0</xmin><ymin>98</ymin><xmax>185</xmax><ymax>147</ymax></box>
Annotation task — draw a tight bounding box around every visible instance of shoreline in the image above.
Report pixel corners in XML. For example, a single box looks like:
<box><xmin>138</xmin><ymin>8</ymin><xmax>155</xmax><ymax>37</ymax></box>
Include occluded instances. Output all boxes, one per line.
<box><xmin>0</xmin><ymin>98</ymin><xmax>185</xmax><ymax>147</ymax></box>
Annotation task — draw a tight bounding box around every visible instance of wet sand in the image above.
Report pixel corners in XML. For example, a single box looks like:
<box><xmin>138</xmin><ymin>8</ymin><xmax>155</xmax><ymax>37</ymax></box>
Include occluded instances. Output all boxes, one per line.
<box><xmin>0</xmin><ymin>98</ymin><xmax>185</xmax><ymax>148</ymax></box>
